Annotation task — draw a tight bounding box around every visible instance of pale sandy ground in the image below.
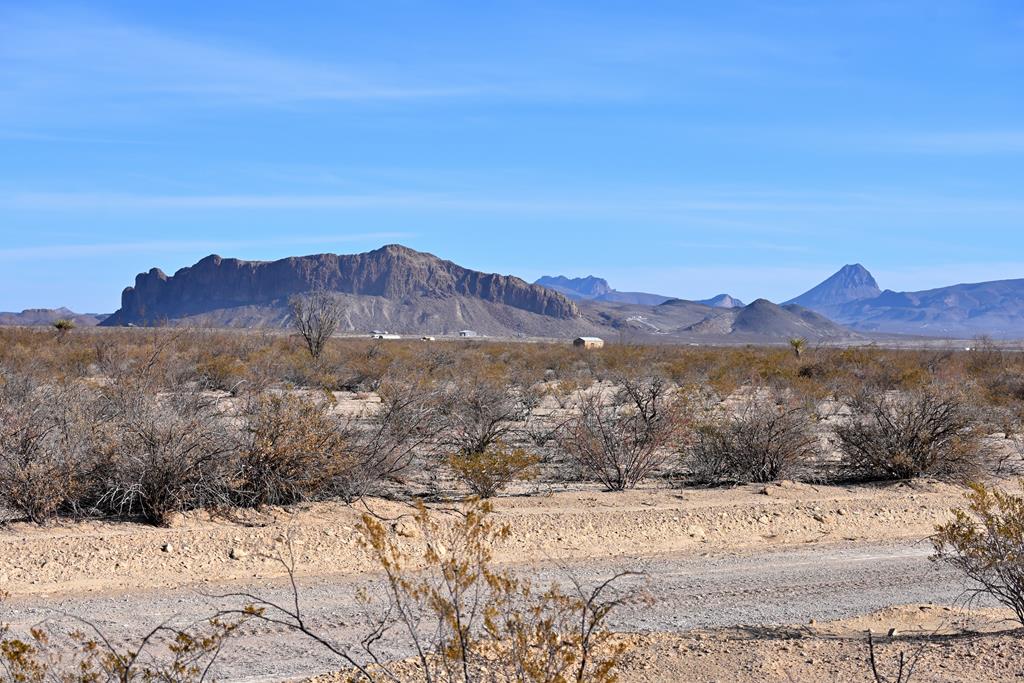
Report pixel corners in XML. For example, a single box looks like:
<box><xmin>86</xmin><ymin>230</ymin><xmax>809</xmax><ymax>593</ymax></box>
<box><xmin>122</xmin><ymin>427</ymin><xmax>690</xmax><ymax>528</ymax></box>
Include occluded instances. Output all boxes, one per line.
<box><xmin>4</xmin><ymin>480</ymin><xmax>1024</xmax><ymax>681</ymax></box>
<box><xmin>0</xmin><ymin>480</ymin><xmax>958</xmax><ymax>596</ymax></box>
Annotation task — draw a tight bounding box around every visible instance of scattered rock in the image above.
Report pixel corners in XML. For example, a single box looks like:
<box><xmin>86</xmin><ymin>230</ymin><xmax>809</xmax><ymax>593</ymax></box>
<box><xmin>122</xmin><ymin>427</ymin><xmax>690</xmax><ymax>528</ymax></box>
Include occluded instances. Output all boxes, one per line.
<box><xmin>161</xmin><ymin>543</ymin><xmax>173</xmax><ymax>553</ymax></box>
<box><xmin>393</xmin><ymin>520</ymin><xmax>420</xmax><ymax>539</ymax></box>
<box><xmin>228</xmin><ymin>547</ymin><xmax>247</xmax><ymax>560</ymax></box>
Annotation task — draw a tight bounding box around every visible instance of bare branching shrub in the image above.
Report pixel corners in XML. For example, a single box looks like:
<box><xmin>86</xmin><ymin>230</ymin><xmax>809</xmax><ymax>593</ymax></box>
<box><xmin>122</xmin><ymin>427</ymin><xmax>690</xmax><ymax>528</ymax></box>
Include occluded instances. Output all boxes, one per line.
<box><xmin>560</xmin><ymin>376</ymin><xmax>685</xmax><ymax>491</ymax></box>
<box><xmin>684</xmin><ymin>393</ymin><xmax>820</xmax><ymax>485</ymax></box>
<box><xmin>449</xmin><ymin>444</ymin><xmax>540</xmax><ymax>498</ymax></box>
<box><xmin>225</xmin><ymin>500</ymin><xmax>634</xmax><ymax>682</ymax></box>
<box><xmin>435</xmin><ymin>371</ymin><xmax>534</xmax><ymax>456</ymax></box>
<box><xmin>289</xmin><ymin>290</ymin><xmax>342</xmax><ymax>360</ymax></box>
<box><xmin>833</xmin><ymin>387</ymin><xmax>984</xmax><ymax>481</ymax></box>
<box><xmin>339</xmin><ymin>379</ymin><xmax>438</xmax><ymax>499</ymax></box>
<box><xmin>93</xmin><ymin>388</ymin><xmax>234</xmax><ymax>525</ymax></box>
<box><xmin>0</xmin><ymin>376</ymin><xmax>93</xmax><ymax>524</ymax></box>
<box><xmin>932</xmin><ymin>481</ymin><xmax>1024</xmax><ymax>625</ymax></box>
<box><xmin>233</xmin><ymin>392</ymin><xmax>348</xmax><ymax>508</ymax></box>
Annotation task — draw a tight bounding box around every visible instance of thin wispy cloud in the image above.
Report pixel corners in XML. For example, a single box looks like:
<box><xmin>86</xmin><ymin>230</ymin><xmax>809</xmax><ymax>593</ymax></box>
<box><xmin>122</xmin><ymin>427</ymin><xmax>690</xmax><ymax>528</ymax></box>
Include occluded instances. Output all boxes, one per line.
<box><xmin>898</xmin><ymin>131</ymin><xmax>1024</xmax><ymax>154</ymax></box>
<box><xmin>0</xmin><ymin>8</ymin><xmax>481</xmax><ymax>124</ymax></box>
<box><xmin>0</xmin><ymin>233</ymin><xmax>414</xmax><ymax>261</ymax></box>
<box><xmin>6</xmin><ymin>189</ymin><xmax>1024</xmax><ymax>219</ymax></box>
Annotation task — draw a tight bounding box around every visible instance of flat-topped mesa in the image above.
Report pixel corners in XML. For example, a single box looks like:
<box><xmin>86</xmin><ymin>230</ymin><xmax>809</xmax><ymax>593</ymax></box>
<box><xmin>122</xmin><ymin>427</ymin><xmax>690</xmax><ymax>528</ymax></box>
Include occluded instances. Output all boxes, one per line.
<box><xmin>102</xmin><ymin>244</ymin><xmax>580</xmax><ymax>326</ymax></box>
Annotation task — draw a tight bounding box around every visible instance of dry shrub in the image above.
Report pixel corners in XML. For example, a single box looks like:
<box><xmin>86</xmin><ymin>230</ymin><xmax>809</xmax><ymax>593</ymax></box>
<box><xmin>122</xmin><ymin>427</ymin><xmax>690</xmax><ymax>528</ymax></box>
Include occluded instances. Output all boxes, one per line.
<box><xmin>339</xmin><ymin>379</ymin><xmax>438</xmax><ymax>499</ymax></box>
<box><xmin>933</xmin><ymin>481</ymin><xmax>1024</xmax><ymax>625</ymax></box>
<box><xmin>833</xmin><ymin>387</ymin><xmax>984</xmax><ymax>481</ymax></box>
<box><xmin>561</xmin><ymin>376</ymin><xmax>685</xmax><ymax>491</ymax></box>
<box><xmin>194</xmin><ymin>353</ymin><xmax>249</xmax><ymax>393</ymax></box>
<box><xmin>233</xmin><ymin>392</ymin><xmax>348</xmax><ymax>507</ymax></box>
<box><xmin>236</xmin><ymin>500</ymin><xmax>634</xmax><ymax>682</ymax></box>
<box><xmin>684</xmin><ymin>393</ymin><xmax>820</xmax><ymax>485</ymax></box>
<box><xmin>92</xmin><ymin>388</ymin><xmax>234</xmax><ymax>525</ymax></box>
<box><xmin>0</xmin><ymin>376</ymin><xmax>92</xmax><ymax>524</ymax></box>
<box><xmin>435</xmin><ymin>369</ymin><xmax>534</xmax><ymax>456</ymax></box>
<box><xmin>0</xmin><ymin>593</ymin><xmax>246</xmax><ymax>683</ymax></box>
<box><xmin>449</xmin><ymin>444</ymin><xmax>540</xmax><ymax>498</ymax></box>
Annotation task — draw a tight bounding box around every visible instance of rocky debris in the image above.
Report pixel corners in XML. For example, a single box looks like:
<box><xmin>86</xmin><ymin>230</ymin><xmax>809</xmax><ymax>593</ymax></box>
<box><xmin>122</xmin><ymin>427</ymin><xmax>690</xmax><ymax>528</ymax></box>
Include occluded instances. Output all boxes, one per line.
<box><xmin>393</xmin><ymin>520</ymin><xmax>420</xmax><ymax>539</ymax></box>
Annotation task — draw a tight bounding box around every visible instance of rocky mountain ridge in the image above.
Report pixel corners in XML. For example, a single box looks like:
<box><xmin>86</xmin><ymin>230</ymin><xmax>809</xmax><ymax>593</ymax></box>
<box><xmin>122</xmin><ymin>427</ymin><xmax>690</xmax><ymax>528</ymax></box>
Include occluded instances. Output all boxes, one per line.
<box><xmin>103</xmin><ymin>245</ymin><xmax>578</xmax><ymax>327</ymax></box>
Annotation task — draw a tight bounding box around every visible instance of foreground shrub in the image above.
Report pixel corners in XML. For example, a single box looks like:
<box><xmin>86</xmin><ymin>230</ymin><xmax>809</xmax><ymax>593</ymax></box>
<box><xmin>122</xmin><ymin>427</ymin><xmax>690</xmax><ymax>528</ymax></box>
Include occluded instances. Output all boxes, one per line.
<box><xmin>448</xmin><ymin>444</ymin><xmax>540</xmax><ymax>498</ymax></box>
<box><xmin>561</xmin><ymin>376</ymin><xmax>685</xmax><ymax>490</ymax></box>
<box><xmin>933</xmin><ymin>481</ymin><xmax>1024</xmax><ymax>625</ymax></box>
<box><xmin>0</xmin><ymin>592</ymin><xmax>246</xmax><ymax>683</ymax></box>
<box><xmin>832</xmin><ymin>387</ymin><xmax>983</xmax><ymax>481</ymax></box>
<box><xmin>233</xmin><ymin>499</ymin><xmax>634</xmax><ymax>682</ymax></box>
<box><xmin>685</xmin><ymin>394</ymin><xmax>820</xmax><ymax>485</ymax></box>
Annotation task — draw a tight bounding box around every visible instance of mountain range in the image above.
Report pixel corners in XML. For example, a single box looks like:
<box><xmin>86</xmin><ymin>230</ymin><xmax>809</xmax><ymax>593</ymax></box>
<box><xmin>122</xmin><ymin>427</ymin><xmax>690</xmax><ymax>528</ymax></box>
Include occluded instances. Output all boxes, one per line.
<box><xmin>87</xmin><ymin>246</ymin><xmax>848</xmax><ymax>342</ymax></box>
<box><xmin>8</xmin><ymin>245</ymin><xmax>1024</xmax><ymax>341</ymax></box>
<box><xmin>785</xmin><ymin>264</ymin><xmax>1024</xmax><ymax>338</ymax></box>
<box><xmin>534</xmin><ymin>275</ymin><xmax>744</xmax><ymax>308</ymax></box>
<box><xmin>0</xmin><ymin>308</ymin><xmax>108</xmax><ymax>327</ymax></box>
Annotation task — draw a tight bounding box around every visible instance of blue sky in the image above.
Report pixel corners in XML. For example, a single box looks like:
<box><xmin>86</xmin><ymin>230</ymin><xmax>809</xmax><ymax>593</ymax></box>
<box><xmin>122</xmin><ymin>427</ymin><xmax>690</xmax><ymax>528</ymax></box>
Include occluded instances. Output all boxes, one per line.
<box><xmin>2</xmin><ymin>1</ymin><xmax>1023</xmax><ymax>312</ymax></box>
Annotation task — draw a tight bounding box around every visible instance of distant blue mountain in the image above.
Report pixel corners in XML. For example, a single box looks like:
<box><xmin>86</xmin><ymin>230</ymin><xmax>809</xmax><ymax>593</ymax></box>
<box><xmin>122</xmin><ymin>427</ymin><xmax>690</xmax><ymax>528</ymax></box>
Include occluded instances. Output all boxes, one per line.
<box><xmin>535</xmin><ymin>275</ymin><xmax>742</xmax><ymax>308</ymax></box>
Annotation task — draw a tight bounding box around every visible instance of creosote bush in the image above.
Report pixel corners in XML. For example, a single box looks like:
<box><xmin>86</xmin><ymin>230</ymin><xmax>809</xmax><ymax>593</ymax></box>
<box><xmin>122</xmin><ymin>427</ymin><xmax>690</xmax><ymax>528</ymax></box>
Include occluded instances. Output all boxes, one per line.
<box><xmin>230</xmin><ymin>499</ymin><xmax>635</xmax><ymax>683</ymax></box>
<box><xmin>0</xmin><ymin>590</ymin><xmax>247</xmax><ymax>683</ymax></box>
<box><xmin>0</xmin><ymin>377</ymin><xmax>92</xmax><ymax>524</ymax></box>
<box><xmin>933</xmin><ymin>481</ymin><xmax>1024</xmax><ymax>625</ymax></box>
<box><xmin>449</xmin><ymin>444</ymin><xmax>540</xmax><ymax>498</ymax></box>
<box><xmin>833</xmin><ymin>387</ymin><xmax>984</xmax><ymax>481</ymax></box>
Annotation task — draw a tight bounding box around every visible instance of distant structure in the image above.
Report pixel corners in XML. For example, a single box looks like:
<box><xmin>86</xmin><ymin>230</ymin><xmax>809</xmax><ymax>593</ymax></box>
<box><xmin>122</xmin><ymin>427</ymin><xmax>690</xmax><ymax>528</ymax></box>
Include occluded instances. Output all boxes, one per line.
<box><xmin>459</xmin><ymin>330</ymin><xmax>479</xmax><ymax>338</ymax></box>
<box><xmin>573</xmin><ymin>336</ymin><xmax>605</xmax><ymax>349</ymax></box>
<box><xmin>371</xmin><ymin>333</ymin><xmax>401</xmax><ymax>340</ymax></box>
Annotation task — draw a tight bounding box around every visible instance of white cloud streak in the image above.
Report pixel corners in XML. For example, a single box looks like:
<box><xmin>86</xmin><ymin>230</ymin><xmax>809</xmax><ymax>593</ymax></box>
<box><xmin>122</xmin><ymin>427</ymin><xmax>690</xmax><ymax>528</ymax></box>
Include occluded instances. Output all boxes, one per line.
<box><xmin>0</xmin><ymin>8</ymin><xmax>480</xmax><ymax>117</ymax></box>
<box><xmin>5</xmin><ymin>189</ymin><xmax>1024</xmax><ymax>218</ymax></box>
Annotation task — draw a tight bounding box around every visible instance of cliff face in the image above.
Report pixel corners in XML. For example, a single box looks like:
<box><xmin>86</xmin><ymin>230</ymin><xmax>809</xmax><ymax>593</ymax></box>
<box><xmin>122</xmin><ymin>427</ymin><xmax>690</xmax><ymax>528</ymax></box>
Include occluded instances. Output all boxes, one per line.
<box><xmin>102</xmin><ymin>245</ymin><xmax>579</xmax><ymax>326</ymax></box>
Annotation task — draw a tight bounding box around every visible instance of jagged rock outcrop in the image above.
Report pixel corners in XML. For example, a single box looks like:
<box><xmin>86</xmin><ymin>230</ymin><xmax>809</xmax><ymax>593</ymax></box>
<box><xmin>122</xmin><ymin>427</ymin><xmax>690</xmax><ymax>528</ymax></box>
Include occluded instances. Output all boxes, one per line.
<box><xmin>103</xmin><ymin>245</ymin><xmax>579</xmax><ymax>326</ymax></box>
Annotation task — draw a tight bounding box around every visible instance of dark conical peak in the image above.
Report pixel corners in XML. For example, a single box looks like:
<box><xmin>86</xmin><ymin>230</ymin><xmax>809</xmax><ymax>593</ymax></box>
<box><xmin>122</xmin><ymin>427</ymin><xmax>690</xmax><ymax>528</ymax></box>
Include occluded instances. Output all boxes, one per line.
<box><xmin>785</xmin><ymin>264</ymin><xmax>881</xmax><ymax>310</ymax></box>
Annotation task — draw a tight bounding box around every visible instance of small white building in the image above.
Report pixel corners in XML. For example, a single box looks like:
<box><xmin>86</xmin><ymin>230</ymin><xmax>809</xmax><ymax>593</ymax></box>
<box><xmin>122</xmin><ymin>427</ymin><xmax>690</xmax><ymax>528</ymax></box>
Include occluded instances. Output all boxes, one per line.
<box><xmin>459</xmin><ymin>330</ymin><xmax>479</xmax><ymax>338</ymax></box>
<box><xmin>573</xmin><ymin>336</ymin><xmax>605</xmax><ymax>349</ymax></box>
<box><xmin>371</xmin><ymin>333</ymin><xmax>401</xmax><ymax>340</ymax></box>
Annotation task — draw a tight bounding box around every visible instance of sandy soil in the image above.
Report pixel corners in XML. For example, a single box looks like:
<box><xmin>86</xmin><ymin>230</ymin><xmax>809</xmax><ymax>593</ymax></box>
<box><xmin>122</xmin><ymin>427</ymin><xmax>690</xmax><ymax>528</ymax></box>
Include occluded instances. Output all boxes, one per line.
<box><xmin>5</xmin><ymin>480</ymin><xmax>1021</xmax><ymax>682</ymax></box>
<box><xmin>308</xmin><ymin>606</ymin><xmax>1024</xmax><ymax>683</ymax></box>
<box><xmin>0</xmin><ymin>480</ymin><xmax>961</xmax><ymax>597</ymax></box>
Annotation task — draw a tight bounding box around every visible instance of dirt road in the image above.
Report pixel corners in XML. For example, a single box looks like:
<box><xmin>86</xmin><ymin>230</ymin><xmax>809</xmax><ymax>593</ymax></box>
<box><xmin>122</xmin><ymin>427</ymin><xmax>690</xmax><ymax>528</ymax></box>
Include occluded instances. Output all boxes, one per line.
<box><xmin>4</xmin><ymin>540</ymin><xmax>972</xmax><ymax>682</ymax></box>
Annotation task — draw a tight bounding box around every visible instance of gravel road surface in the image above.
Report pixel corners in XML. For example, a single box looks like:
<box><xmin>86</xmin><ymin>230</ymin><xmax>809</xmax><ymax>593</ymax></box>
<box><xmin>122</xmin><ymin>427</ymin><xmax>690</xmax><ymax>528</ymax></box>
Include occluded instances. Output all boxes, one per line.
<box><xmin>4</xmin><ymin>540</ymin><xmax>971</xmax><ymax>682</ymax></box>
